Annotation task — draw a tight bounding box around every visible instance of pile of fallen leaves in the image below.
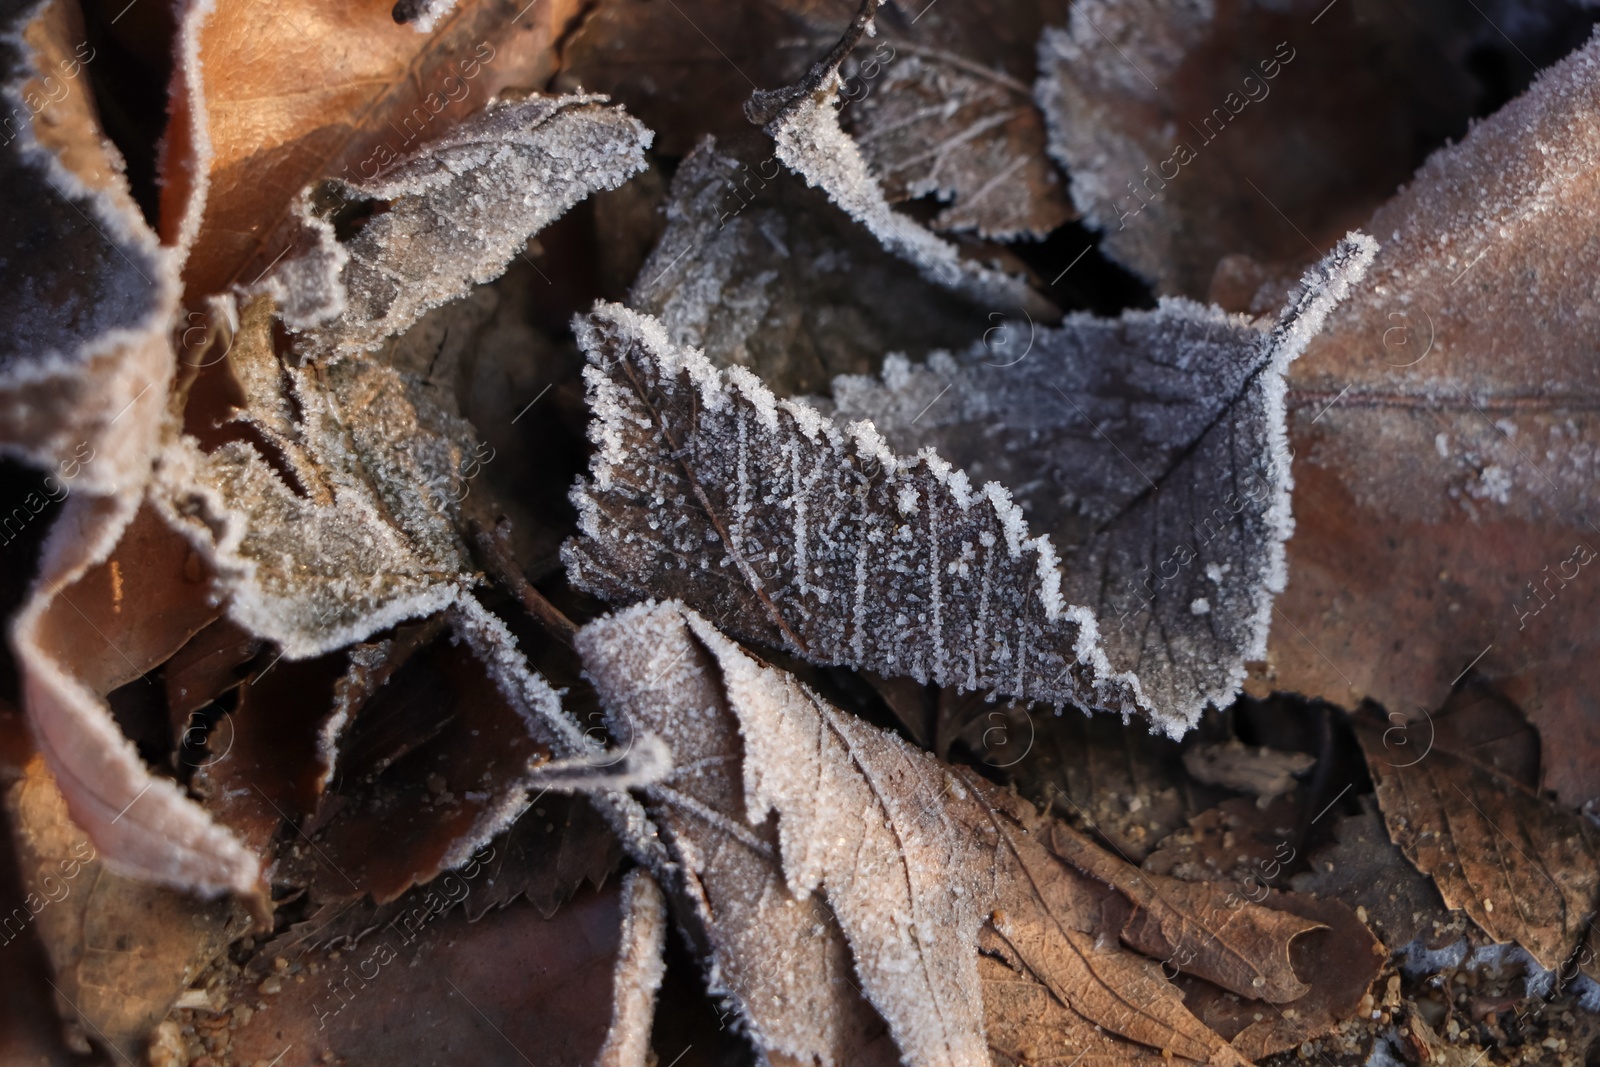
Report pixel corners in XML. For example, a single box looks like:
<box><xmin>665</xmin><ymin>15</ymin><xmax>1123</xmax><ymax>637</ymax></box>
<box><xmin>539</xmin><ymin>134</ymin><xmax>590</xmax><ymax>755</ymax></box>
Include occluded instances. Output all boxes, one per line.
<box><xmin>3</xmin><ymin>0</ymin><xmax>1600</xmax><ymax>1064</ymax></box>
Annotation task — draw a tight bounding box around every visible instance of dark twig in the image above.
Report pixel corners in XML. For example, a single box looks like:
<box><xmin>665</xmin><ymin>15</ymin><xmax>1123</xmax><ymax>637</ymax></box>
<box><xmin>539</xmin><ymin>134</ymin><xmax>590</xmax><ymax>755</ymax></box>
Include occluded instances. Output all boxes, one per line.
<box><xmin>470</xmin><ymin>516</ymin><xmax>579</xmax><ymax>649</ymax></box>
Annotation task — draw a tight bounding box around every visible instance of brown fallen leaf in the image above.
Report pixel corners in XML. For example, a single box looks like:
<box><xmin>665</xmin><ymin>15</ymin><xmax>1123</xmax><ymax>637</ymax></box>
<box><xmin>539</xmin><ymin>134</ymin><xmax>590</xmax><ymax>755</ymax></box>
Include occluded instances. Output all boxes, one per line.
<box><xmin>1355</xmin><ymin>720</ymin><xmax>1600</xmax><ymax>974</ymax></box>
<box><xmin>1257</xmin><ymin>35</ymin><xmax>1600</xmax><ymax>807</ymax></box>
<box><xmin>1172</xmin><ymin>890</ymin><xmax>1383</xmax><ymax>1061</ymax></box>
<box><xmin>171</xmin><ymin>0</ymin><xmax>582</xmax><ymax>302</ymax></box>
<box><xmin>581</xmin><ymin>602</ymin><xmax>1289</xmax><ymax>1065</ymax></box>
<box><xmin>6</xmin><ymin>756</ymin><xmax>244</xmax><ymax>1062</ymax></box>
<box><xmin>1034</xmin><ymin>815</ymin><xmax>1324</xmax><ymax>1003</ymax></box>
<box><xmin>15</xmin><ymin>497</ymin><xmax>261</xmax><ymax>897</ymax></box>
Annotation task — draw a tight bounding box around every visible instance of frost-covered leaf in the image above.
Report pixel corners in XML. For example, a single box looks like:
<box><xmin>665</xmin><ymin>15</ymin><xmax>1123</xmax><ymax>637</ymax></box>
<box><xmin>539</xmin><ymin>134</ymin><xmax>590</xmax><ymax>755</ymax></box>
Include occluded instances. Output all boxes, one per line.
<box><xmin>579</xmin><ymin>602</ymin><xmax>1307</xmax><ymax>1065</ymax></box>
<box><xmin>750</xmin><ymin>22</ymin><xmax>1040</xmax><ymax>312</ymax></box>
<box><xmin>1033</xmin><ymin>0</ymin><xmax>1593</xmax><ymax>299</ymax></box>
<box><xmin>155</xmin><ymin>294</ymin><xmax>476</xmax><ymax>657</ymax></box>
<box><xmin>173</xmin><ymin>0</ymin><xmax>583</xmax><ymax>299</ymax></box>
<box><xmin>0</xmin><ymin>0</ymin><xmax>252</xmax><ymax>898</ymax></box>
<box><xmin>630</xmin><ymin>137</ymin><xmax>997</xmax><ymax>397</ymax></box>
<box><xmin>1356</xmin><ymin>720</ymin><xmax>1600</xmax><ymax>973</ymax></box>
<box><xmin>839</xmin><ymin>0</ymin><xmax>1073</xmax><ymax>239</ymax></box>
<box><xmin>281</xmin><ymin>94</ymin><xmax>652</xmax><ymax>358</ymax></box>
<box><xmin>568</xmin><ymin>236</ymin><xmax>1371</xmax><ymax>730</ymax></box>
<box><xmin>1261</xmin><ymin>35</ymin><xmax>1600</xmax><ymax>806</ymax></box>
<box><xmin>577</xmin><ymin>601</ymin><xmax>897</xmax><ymax>1066</ymax></box>
<box><xmin>825</xmin><ymin>237</ymin><xmax>1372</xmax><ymax>725</ymax></box>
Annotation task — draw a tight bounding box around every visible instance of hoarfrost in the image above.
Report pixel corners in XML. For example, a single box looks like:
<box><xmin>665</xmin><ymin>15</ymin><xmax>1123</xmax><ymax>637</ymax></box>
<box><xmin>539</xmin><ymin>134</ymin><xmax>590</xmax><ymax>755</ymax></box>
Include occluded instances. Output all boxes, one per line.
<box><xmin>278</xmin><ymin>95</ymin><xmax>652</xmax><ymax>361</ymax></box>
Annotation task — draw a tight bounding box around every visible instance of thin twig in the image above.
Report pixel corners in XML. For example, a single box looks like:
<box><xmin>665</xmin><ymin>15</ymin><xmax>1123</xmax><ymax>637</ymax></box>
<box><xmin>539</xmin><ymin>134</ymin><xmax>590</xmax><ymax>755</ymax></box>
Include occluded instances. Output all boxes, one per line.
<box><xmin>469</xmin><ymin>517</ymin><xmax>579</xmax><ymax>649</ymax></box>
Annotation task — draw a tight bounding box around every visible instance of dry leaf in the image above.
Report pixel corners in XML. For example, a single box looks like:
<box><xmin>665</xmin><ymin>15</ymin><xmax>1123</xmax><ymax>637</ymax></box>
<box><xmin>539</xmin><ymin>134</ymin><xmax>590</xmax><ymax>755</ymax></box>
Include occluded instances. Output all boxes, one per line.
<box><xmin>1356</xmin><ymin>720</ymin><xmax>1600</xmax><ymax>973</ymax></box>
<box><xmin>580</xmin><ymin>602</ymin><xmax>1307</xmax><ymax>1065</ymax></box>
<box><xmin>6</xmin><ymin>756</ymin><xmax>243</xmax><ymax>1061</ymax></box>
<box><xmin>557</xmin><ymin>0</ymin><xmax>1073</xmax><ymax>238</ymax></box>
<box><xmin>0</xmin><ymin>0</ymin><xmax>174</xmax><ymax>493</ymax></box>
<box><xmin>824</xmin><ymin>236</ymin><xmax>1372</xmax><ymax>726</ymax></box>
<box><xmin>1033</xmin><ymin>0</ymin><xmax>1586</xmax><ymax>299</ymax></box>
<box><xmin>629</xmin><ymin>137</ymin><xmax>996</xmax><ymax>397</ymax></box>
<box><xmin>1036</xmin><ymin>816</ymin><xmax>1324</xmax><ymax>1003</ymax></box>
<box><xmin>577</xmin><ymin>603</ymin><xmax>896</xmax><ymax>1066</ymax></box>
<box><xmin>567</xmin><ymin>233</ymin><xmax>1370</xmax><ymax>732</ymax></box>
<box><xmin>1172</xmin><ymin>890</ymin><xmax>1383</xmax><ymax>1061</ymax></box>
<box><xmin>840</xmin><ymin>0</ymin><xmax>1073</xmax><ymax>238</ymax></box>
<box><xmin>751</xmin><ymin>28</ymin><xmax>1041</xmax><ymax>311</ymax></box>
<box><xmin>1259</xmin><ymin>35</ymin><xmax>1600</xmax><ymax>807</ymax></box>
<box><xmin>172</xmin><ymin>0</ymin><xmax>582</xmax><ymax>300</ymax></box>
<box><xmin>280</xmin><ymin>94</ymin><xmax>652</xmax><ymax>357</ymax></box>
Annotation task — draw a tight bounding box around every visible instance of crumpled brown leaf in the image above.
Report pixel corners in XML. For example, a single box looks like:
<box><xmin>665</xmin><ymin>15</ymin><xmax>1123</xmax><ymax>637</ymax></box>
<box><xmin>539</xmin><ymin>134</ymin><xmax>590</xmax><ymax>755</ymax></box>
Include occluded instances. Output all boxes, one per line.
<box><xmin>567</xmin><ymin>233</ymin><xmax>1370</xmax><ymax>732</ymax></box>
<box><xmin>1257</xmin><ymin>35</ymin><xmax>1600</xmax><ymax>807</ymax></box>
<box><xmin>581</xmin><ymin>602</ymin><xmax>1348</xmax><ymax>1064</ymax></box>
<box><xmin>1356</xmin><ymin>719</ymin><xmax>1600</xmax><ymax>974</ymax></box>
<box><xmin>172</xmin><ymin>0</ymin><xmax>584</xmax><ymax>301</ymax></box>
